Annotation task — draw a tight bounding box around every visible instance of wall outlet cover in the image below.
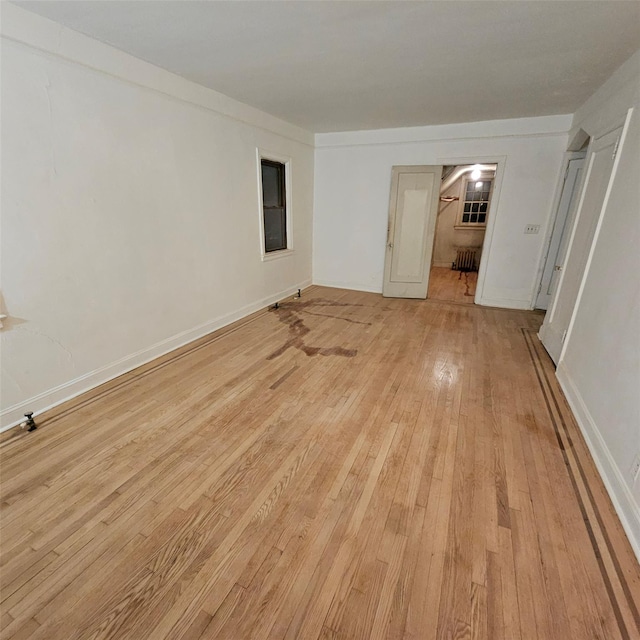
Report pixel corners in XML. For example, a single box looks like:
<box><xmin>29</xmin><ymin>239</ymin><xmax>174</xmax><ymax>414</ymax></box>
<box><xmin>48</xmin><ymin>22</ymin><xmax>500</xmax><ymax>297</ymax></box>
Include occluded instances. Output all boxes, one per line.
<box><xmin>525</xmin><ymin>224</ymin><xmax>541</xmax><ymax>234</ymax></box>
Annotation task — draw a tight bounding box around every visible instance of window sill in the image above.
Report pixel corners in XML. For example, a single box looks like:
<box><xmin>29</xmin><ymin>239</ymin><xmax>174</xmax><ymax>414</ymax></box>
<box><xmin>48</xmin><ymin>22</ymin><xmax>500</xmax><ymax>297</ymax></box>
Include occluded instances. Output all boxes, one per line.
<box><xmin>261</xmin><ymin>249</ymin><xmax>294</xmax><ymax>262</ymax></box>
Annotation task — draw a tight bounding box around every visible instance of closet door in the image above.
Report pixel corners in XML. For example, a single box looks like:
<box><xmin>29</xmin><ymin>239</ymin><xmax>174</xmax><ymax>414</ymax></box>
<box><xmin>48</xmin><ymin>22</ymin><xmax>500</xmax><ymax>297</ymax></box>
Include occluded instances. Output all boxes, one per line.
<box><xmin>539</xmin><ymin>124</ymin><xmax>624</xmax><ymax>363</ymax></box>
<box><xmin>536</xmin><ymin>155</ymin><xmax>585</xmax><ymax>310</ymax></box>
<box><xmin>383</xmin><ymin>165</ymin><xmax>442</xmax><ymax>298</ymax></box>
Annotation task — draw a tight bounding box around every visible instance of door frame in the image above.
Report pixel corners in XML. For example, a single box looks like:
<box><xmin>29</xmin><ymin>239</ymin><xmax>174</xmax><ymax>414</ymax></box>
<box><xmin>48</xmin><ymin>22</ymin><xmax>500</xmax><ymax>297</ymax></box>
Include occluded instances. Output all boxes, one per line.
<box><xmin>533</xmin><ymin>150</ymin><xmax>587</xmax><ymax>309</ymax></box>
<box><xmin>556</xmin><ymin>110</ymin><xmax>633</xmax><ymax>364</ymax></box>
<box><xmin>539</xmin><ymin>115</ymin><xmax>629</xmax><ymax>363</ymax></box>
<box><xmin>434</xmin><ymin>155</ymin><xmax>507</xmax><ymax>305</ymax></box>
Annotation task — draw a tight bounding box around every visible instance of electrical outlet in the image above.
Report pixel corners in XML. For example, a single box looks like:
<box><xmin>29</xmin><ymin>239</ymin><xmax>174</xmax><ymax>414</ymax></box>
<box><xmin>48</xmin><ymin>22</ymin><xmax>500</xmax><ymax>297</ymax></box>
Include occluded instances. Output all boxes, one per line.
<box><xmin>524</xmin><ymin>224</ymin><xmax>540</xmax><ymax>234</ymax></box>
<box><xmin>631</xmin><ymin>455</ymin><xmax>640</xmax><ymax>482</ymax></box>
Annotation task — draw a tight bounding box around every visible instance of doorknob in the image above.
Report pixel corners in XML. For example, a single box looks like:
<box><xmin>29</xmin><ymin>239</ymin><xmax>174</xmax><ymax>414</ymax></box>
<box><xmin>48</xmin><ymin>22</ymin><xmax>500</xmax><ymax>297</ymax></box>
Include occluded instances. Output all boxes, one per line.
<box><xmin>554</xmin><ymin>265</ymin><xmax>563</xmax><ymax>271</ymax></box>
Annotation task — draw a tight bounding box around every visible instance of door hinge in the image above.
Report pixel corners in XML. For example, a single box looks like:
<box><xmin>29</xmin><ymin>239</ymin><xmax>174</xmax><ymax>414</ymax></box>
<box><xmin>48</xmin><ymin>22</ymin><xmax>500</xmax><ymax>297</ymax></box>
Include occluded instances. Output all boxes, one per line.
<box><xmin>612</xmin><ymin>137</ymin><xmax>620</xmax><ymax>161</ymax></box>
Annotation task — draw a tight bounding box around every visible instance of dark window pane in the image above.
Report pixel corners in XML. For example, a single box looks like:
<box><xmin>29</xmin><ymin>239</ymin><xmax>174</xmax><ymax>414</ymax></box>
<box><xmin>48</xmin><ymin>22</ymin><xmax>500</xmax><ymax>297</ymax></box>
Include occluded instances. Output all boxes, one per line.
<box><xmin>478</xmin><ymin>213</ymin><xmax>486</xmax><ymax>223</ymax></box>
<box><xmin>264</xmin><ymin>207</ymin><xmax>287</xmax><ymax>252</ymax></box>
<box><xmin>479</xmin><ymin>202</ymin><xmax>487</xmax><ymax>212</ymax></box>
<box><xmin>262</xmin><ymin>163</ymin><xmax>283</xmax><ymax>207</ymax></box>
<box><xmin>261</xmin><ymin>159</ymin><xmax>287</xmax><ymax>253</ymax></box>
<box><xmin>464</xmin><ymin>203</ymin><xmax>471</xmax><ymax>212</ymax></box>
<box><xmin>462</xmin><ymin>213</ymin><xmax>470</xmax><ymax>223</ymax></box>
<box><xmin>470</xmin><ymin>213</ymin><xmax>478</xmax><ymax>223</ymax></box>
<box><xmin>472</xmin><ymin>203</ymin><xmax>479</xmax><ymax>212</ymax></box>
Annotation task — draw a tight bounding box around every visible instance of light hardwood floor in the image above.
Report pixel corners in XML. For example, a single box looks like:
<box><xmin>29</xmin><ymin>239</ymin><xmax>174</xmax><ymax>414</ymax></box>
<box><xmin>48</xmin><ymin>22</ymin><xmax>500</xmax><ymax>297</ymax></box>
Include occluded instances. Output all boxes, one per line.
<box><xmin>428</xmin><ymin>267</ymin><xmax>477</xmax><ymax>304</ymax></box>
<box><xmin>1</xmin><ymin>286</ymin><xmax>638</xmax><ymax>640</ymax></box>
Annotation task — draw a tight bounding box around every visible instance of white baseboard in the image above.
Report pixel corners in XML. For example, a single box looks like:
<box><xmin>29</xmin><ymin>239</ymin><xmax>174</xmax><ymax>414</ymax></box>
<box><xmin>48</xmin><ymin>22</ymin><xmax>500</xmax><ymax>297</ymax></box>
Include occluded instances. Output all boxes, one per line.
<box><xmin>476</xmin><ymin>296</ymin><xmax>532</xmax><ymax>310</ymax></box>
<box><xmin>312</xmin><ymin>279</ymin><xmax>382</xmax><ymax>294</ymax></box>
<box><xmin>312</xmin><ymin>282</ymin><xmax>532</xmax><ymax>309</ymax></box>
<box><xmin>0</xmin><ymin>280</ymin><xmax>311</xmax><ymax>432</ymax></box>
<box><xmin>432</xmin><ymin>261</ymin><xmax>453</xmax><ymax>268</ymax></box>
<box><xmin>557</xmin><ymin>362</ymin><xmax>640</xmax><ymax>562</ymax></box>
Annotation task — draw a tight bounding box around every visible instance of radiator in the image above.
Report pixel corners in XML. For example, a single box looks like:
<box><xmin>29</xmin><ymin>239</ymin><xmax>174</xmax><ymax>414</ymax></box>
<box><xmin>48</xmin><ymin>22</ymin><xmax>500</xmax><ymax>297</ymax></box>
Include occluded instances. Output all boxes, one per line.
<box><xmin>453</xmin><ymin>248</ymin><xmax>477</xmax><ymax>272</ymax></box>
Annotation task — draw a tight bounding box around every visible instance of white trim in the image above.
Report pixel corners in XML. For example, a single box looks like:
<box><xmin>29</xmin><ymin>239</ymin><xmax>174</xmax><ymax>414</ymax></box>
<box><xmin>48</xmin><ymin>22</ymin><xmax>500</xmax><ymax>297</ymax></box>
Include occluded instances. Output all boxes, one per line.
<box><xmin>1</xmin><ymin>3</ymin><xmax>313</xmax><ymax>146</ymax></box>
<box><xmin>532</xmin><ymin>150</ymin><xmax>587</xmax><ymax>310</ymax></box>
<box><xmin>315</xmin><ymin>131</ymin><xmax>570</xmax><ymax>151</ymax></box>
<box><xmin>256</xmin><ymin>148</ymin><xmax>294</xmax><ymax>260</ymax></box>
<box><xmin>558</xmin><ymin>108</ymin><xmax>633</xmax><ymax>363</ymax></box>
<box><xmin>315</xmin><ymin>115</ymin><xmax>572</xmax><ymax>149</ymax></box>
<box><xmin>543</xmin><ymin>136</ymin><xmax>598</xmax><ymax>327</ymax></box>
<box><xmin>261</xmin><ymin>249</ymin><xmax>295</xmax><ymax>262</ymax></box>
<box><xmin>313</xmin><ymin>283</ymin><xmax>533</xmax><ymax>309</ymax></box>
<box><xmin>557</xmin><ymin>362</ymin><xmax>640</xmax><ymax>562</ymax></box>
<box><xmin>0</xmin><ymin>280</ymin><xmax>312</xmax><ymax>432</ymax></box>
<box><xmin>312</xmin><ymin>280</ymin><xmax>382</xmax><ymax>294</ymax></box>
<box><xmin>475</xmin><ymin>296</ymin><xmax>531</xmax><ymax>310</ymax></box>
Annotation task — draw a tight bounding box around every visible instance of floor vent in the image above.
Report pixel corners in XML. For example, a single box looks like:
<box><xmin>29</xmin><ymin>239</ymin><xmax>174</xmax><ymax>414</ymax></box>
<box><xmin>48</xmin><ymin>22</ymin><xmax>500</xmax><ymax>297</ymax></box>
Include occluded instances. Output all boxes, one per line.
<box><xmin>453</xmin><ymin>248</ymin><xmax>477</xmax><ymax>272</ymax></box>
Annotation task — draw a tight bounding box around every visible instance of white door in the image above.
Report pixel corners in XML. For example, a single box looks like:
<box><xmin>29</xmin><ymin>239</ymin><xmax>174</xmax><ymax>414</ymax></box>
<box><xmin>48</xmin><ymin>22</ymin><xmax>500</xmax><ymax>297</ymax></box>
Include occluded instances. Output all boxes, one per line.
<box><xmin>539</xmin><ymin>125</ymin><xmax>623</xmax><ymax>363</ymax></box>
<box><xmin>535</xmin><ymin>155</ymin><xmax>585</xmax><ymax>310</ymax></box>
<box><xmin>383</xmin><ymin>165</ymin><xmax>442</xmax><ymax>298</ymax></box>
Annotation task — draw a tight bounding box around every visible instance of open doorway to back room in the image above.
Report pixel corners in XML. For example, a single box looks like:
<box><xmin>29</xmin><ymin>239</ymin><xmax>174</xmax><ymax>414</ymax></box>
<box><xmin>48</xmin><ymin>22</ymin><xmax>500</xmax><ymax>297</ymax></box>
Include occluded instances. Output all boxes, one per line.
<box><xmin>428</xmin><ymin>163</ymin><xmax>496</xmax><ymax>303</ymax></box>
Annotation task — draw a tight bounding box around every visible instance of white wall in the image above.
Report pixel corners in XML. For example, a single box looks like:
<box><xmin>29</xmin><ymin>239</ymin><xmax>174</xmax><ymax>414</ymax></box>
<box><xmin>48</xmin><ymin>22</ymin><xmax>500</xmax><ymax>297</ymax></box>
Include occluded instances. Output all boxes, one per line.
<box><xmin>0</xmin><ymin>5</ymin><xmax>314</xmax><ymax>429</ymax></box>
<box><xmin>313</xmin><ymin>115</ymin><xmax>570</xmax><ymax>307</ymax></box>
<box><xmin>556</xmin><ymin>50</ymin><xmax>640</xmax><ymax>559</ymax></box>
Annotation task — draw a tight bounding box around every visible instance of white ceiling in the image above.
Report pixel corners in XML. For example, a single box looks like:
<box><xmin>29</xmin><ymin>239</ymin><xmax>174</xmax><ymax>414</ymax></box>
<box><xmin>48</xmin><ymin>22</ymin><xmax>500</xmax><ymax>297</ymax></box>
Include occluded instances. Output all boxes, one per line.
<box><xmin>12</xmin><ymin>1</ymin><xmax>640</xmax><ymax>133</ymax></box>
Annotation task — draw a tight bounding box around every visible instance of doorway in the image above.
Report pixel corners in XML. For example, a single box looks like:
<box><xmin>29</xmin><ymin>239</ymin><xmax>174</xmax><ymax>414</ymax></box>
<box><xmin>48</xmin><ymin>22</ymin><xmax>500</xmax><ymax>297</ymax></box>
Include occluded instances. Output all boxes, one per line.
<box><xmin>535</xmin><ymin>153</ymin><xmax>586</xmax><ymax>310</ymax></box>
<box><xmin>428</xmin><ymin>163</ymin><xmax>497</xmax><ymax>303</ymax></box>
<box><xmin>539</xmin><ymin>123</ymin><xmax>624</xmax><ymax>364</ymax></box>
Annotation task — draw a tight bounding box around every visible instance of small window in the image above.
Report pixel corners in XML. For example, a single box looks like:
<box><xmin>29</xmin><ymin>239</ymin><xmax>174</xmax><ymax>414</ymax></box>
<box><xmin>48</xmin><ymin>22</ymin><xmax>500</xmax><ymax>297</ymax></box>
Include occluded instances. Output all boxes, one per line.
<box><xmin>456</xmin><ymin>177</ymin><xmax>493</xmax><ymax>228</ymax></box>
<box><xmin>261</xmin><ymin>159</ymin><xmax>287</xmax><ymax>253</ymax></box>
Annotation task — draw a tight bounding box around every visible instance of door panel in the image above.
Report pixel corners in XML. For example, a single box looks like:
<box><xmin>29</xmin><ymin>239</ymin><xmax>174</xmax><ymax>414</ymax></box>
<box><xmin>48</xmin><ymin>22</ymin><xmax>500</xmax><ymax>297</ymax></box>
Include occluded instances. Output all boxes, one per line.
<box><xmin>383</xmin><ymin>165</ymin><xmax>442</xmax><ymax>298</ymax></box>
<box><xmin>535</xmin><ymin>156</ymin><xmax>585</xmax><ymax>310</ymax></box>
<box><xmin>393</xmin><ymin>186</ymin><xmax>430</xmax><ymax>280</ymax></box>
<box><xmin>539</xmin><ymin>125</ymin><xmax>623</xmax><ymax>363</ymax></box>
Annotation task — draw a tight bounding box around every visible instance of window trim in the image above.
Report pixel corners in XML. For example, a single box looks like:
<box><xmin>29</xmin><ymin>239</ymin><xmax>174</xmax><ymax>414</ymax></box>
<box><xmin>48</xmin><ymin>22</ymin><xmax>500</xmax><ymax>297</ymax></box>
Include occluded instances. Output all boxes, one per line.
<box><xmin>257</xmin><ymin>149</ymin><xmax>293</xmax><ymax>261</ymax></box>
<box><xmin>454</xmin><ymin>172</ymin><xmax>494</xmax><ymax>230</ymax></box>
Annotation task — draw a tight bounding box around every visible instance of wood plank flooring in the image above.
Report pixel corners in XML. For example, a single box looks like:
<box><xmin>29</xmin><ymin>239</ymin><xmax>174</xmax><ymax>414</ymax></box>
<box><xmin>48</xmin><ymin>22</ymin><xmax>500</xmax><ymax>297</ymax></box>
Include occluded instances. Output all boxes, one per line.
<box><xmin>1</xmin><ymin>286</ymin><xmax>639</xmax><ymax>640</ymax></box>
<box><xmin>428</xmin><ymin>267</ymin><xmax>477</xmax><ymax>304</ymax></box>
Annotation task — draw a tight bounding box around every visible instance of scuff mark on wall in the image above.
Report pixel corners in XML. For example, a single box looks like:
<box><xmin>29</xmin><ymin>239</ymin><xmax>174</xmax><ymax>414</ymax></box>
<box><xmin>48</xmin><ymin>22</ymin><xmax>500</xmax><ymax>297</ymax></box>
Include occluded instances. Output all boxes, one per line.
<box><xmin>18</xmin><ymin>326</ymin><xmax>74</xmax><ymax>362</ymax></box>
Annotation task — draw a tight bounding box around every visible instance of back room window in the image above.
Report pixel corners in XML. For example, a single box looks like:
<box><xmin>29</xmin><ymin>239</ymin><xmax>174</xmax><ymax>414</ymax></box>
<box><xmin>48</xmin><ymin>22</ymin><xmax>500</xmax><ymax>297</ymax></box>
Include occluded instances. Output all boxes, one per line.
<box><xmin>261</xmin><ymin>159</ymin><xmax>287</xmax><ymax>252</ymax></box>
<box><xmin>456</xmin><ymin>177</ymin><xmax>493</xmax><ymax>228</ymax></box>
